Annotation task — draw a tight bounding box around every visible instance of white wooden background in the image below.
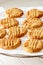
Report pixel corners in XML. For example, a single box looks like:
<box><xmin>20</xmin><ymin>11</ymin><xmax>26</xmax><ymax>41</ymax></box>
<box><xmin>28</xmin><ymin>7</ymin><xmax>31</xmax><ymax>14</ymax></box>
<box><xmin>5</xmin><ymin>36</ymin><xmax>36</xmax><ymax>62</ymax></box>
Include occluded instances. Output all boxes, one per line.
<box><xmin>0</xmin><ymin>0</ymin><xmax>43</xmax><ymax>65</ymax></box>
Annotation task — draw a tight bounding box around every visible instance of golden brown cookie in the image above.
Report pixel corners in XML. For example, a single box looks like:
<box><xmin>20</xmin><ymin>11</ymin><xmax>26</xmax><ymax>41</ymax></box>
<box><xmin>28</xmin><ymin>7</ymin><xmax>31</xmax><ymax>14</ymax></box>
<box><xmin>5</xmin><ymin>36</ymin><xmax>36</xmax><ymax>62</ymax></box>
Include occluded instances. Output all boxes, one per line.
<box><xmin>23</xmin><ymin>39</ymin><xmax>43</xmax><ymax>53</ymax></box>
<box><xmin>26</xmin><ymin>9</ymin><xmax>43</xmax><ymax>18</ymax></box>
<box><xmin>0</xmin><ymin>37</ymin><xmax>21</xmax><ymax>49</ymax></box>
<box><xmin>8</xmin><ymin>26</ymin><xmax>27</xmax><ymax>37</ymax></box>
<box><xmin>0</xmin><ymin>18</ymin><xmax>19</xmax><ymax>28</ymax></box>
<box><xmin>6</xmin><ymin>8</ymin><xmax>23</xmax><ymax>18</ymax></box>
<box><xmin>0</xmin><ymin>28</ymin><xmax>6</xmax><ymax>38</ymax></box>
<box><xmin>27</xmin><ymin>28</ymin><xmax>43</xmax><ymax>39</ymax></box>
<box><xmin>23</xmin><ymin>18</ymin><xmax>43</xmax><ymax>29</ymax></box>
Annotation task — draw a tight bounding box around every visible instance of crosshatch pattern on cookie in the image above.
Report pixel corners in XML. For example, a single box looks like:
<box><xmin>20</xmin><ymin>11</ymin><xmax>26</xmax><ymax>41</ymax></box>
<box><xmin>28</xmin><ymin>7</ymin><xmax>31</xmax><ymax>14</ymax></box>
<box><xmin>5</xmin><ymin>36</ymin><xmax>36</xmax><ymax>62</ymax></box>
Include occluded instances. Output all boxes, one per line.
<box><xmin>23</xmin><ymin>18</ymin><xmax>43</xmax><ymax>29</ymax></box>
<box><xmin>26</xmin><ymin>9</ymin><xmax>43</xmax><ymax>18</ymax></box>
<box><xmin>27</xmin><ymin>28</ymin><xmax>43</xmax><ymax>39</ymax></box>
<box><xmin>0</xmin><ymin>18</ymin><xmax>19</xmax><ymax>28</ymax></box>
<box><xmin>8</xmin><ymin>26</ymin><xmax>27</xmax><ymax>37</ymax></box>
<box><xmin>23</xmin><ymin>39</ymin><xmax>43</xmax><ymax>53</ymax></box>
<box><xmin>0</xmin><ymin>37</ymin><xmax>21</xmax><ymax>49</ymax></box>
<box><xmin>6</xmin><ymin>8</ymin><xmax>23</xmax><ymax>18</ymax></box>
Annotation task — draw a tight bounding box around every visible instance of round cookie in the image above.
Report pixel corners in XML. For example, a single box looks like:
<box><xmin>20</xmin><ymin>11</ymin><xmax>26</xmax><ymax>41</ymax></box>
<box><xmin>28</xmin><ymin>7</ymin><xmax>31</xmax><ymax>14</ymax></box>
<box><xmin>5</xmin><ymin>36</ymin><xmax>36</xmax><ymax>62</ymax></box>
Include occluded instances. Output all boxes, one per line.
<box><xmin>23</xmin><ymin>18</ymin><xmax>43</xmax><ymax>29</ymax></box>
<box><xmin>6</xmin><ymin>8</ymin><xmax>23</xmax><ymax>18</ymax></box>
<box><xmin>0</xmin><ymin>28</ymin><xmax>6</xmax><ymax>38</ymax></box>
<box><xmin>8</xmin><ymin>26</ymin><xmax>27</xmax><ymax>37</ymax></box>
<box><xmin>0</xmin><ymin>37</ymin><xmax>21</xmax><ymax>49</ymax></box>
<box><xmin>23</xmin><ymin>39</ymin><xmax>43</xmax><ymax>53</ymax></box>
<box><xmin>26</xmin><ymin>9</ymin><xmax>43</xmax><ymax>18</ymax></box>
<box><xmin>0</xmin><ymin>18</ymin><xmax>19</xmax><ymax>28</ymax></box>
<box><xmin>27</xmin><ymin>28</ymin><xmax>43</xmax><ymax>39</ymax></box>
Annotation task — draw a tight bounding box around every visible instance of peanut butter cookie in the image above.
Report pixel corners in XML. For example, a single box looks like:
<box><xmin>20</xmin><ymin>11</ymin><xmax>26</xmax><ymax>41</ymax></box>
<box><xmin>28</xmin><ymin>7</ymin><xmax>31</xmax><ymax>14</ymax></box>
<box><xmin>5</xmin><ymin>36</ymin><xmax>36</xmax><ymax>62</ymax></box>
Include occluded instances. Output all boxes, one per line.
<box><xmin>0</xmin><ymin>18</ymin><xmax>19</xmax><ymax>28</ymax></box>
<box><xmin>8</xmin><ymin>26</ymin><xmax>27</xmax><ymax>37</ymax></box>
<box><xmin>0</xmin><ymin>37</ymin><xmax>21</xmax><ymax>49</ymax></box>
<box><xmin>27</xmin><ymin>28</ymin><xmax>43</xmax><ymax>39</ymax></box>
<box><xmin>23</xmin><ymin>18</ymin><xmax>43</xmax><ymax>29</ymax></box>
<box><xmin>23</xmin><ymin>39</ymin><xmax>43</xmax><ymax>53</ymax></box>
<box><xmin>6</xmin><ymin>8</ymin><xmax>23</xmax><ymax>18</ymax></box>
<box><xmin>26</xmin><ymin>9</ymin><xmax>43</xmax><ymax>18</ymax></box>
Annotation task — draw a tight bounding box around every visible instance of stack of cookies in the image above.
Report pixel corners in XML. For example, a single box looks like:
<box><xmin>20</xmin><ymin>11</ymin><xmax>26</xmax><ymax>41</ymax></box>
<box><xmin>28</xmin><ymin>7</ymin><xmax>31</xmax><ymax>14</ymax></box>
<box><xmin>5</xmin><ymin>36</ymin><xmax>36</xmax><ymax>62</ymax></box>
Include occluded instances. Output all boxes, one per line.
<box><xmin>0</xmin><ymin>8</ymin><xmax>43</xmax><ymax>53</ymax></box>
<box><xmin>0</xmin><ymin>8</ymin><xmax>22</xmax><ymax>49</ymax></box>
<box><xmin>0</xmin><ymin>8</ymin><xmax>27</xmax><ymax>50</ymax></box>
<box><xmin>23</xmin><ymin>9</ymin><xmax>43</xmax><ymax>53</ymax></box>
